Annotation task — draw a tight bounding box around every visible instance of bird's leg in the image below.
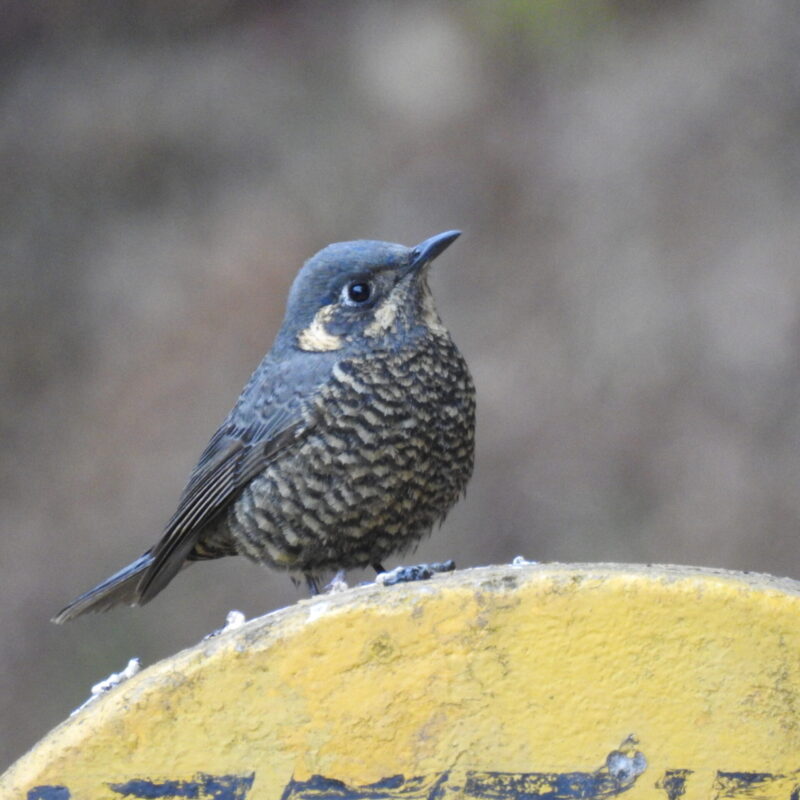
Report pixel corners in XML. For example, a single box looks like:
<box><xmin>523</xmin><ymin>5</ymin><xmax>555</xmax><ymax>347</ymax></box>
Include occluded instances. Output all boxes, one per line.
<box><xmin>323</xmin><ymin>569</ymin><xmax>348</xmax><ymax>593</ymax></box>
<box><xmin>374</xmin><ymin>560</ymin><xmax>456</xmax><ymax>586</ymax></box>
<box><xmin>305</xmin><ymin>573</ymin><xmax>321</xmax><ymax>596</ymax></box>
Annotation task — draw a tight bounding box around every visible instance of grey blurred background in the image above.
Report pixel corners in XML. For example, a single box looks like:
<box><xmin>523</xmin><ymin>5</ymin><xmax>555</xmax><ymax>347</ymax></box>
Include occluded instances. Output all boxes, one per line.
<box><xmin>3</xmin><ymin>0</ymin><xmax>800</xmax><ymax>768</ymax></box>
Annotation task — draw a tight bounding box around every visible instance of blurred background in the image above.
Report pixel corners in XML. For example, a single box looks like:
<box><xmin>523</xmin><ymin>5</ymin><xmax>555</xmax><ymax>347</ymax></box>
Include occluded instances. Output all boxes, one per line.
<box><xmin>3</xmin><ymin>0</ymin><xmax>800</xmax><ymax>768</ymax></box>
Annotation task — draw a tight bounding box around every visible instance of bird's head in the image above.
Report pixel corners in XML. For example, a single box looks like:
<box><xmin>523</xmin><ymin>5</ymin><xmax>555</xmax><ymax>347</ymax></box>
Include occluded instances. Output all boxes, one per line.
<box><xmin>278</xmin><ymin>231</ymin><xmax>461</xmax><ymax>354</ymax></box>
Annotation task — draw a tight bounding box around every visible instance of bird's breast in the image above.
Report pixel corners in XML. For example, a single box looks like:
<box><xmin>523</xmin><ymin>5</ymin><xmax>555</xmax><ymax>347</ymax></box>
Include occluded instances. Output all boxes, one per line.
<box><xmin>227</xmin><ymin>332</ymin><xmax>475</xmax><ymax>571</ymax></box>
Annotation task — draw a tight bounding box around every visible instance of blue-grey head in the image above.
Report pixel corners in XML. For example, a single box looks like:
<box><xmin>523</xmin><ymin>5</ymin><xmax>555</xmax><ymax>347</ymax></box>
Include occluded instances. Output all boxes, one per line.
<box><xmin>277</xmin><ymin>231</ymin><xmax>461</xmax><ymax>354</ymax></box>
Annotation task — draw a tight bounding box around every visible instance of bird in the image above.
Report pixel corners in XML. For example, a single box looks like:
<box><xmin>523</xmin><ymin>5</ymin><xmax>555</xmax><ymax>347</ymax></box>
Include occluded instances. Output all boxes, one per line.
<box><xmin>53</xmin><ymin>231</ymin><xmax>475</xmax><ymax>623</ymax></box>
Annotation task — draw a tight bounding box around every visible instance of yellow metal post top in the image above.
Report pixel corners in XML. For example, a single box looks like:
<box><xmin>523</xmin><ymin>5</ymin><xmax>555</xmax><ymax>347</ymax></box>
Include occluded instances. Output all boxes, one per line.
<box><xmin>5</xmin><ymin>562</ymin><xmax>800</xmax><ymax>799</ymax></box>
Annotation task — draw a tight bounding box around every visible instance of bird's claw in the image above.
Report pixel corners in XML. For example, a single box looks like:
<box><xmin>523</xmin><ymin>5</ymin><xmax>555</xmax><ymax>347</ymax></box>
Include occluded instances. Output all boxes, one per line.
<box><xmin>376</xmin><ymin>560</ymin><xmax>455</xmax><ymax>587</ymax></box>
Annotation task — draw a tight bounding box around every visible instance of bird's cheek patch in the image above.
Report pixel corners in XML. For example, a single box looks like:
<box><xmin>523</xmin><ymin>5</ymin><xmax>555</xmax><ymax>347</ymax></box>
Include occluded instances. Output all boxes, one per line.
<box><xmin>297</xmin><ymin>305</ymin><xmax>344</xmax><ymax>352</ymax></box>
<box><xmin>364</xmin><ymin>297</ymin><xmax>400</xmax><ymax>338</ymax></box>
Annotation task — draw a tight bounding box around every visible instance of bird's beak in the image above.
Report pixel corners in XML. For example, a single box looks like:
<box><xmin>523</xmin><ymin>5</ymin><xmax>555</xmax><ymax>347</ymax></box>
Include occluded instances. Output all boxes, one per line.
<box><xmin>408</xmin><ymin>230</ymin><xmax>462</xmax><ymax>272</ymax></box>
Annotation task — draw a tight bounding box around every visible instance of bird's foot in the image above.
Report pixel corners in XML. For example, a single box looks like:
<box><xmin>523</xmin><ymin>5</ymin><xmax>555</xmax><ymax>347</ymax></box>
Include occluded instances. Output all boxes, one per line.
<box><xmin>324</xmin><ymin>569</ymin><xmax>349</xmax><ymax>594</ymax></box>
<box><xmin>375</xmin><ymin>560</ymin><xmax>455</xmax><ymax>587</ymax></box>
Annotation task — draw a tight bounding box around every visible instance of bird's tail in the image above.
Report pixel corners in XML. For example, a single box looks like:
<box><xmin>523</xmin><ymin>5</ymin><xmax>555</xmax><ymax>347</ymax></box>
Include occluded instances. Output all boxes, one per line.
<box><xmin>52</xmin><ymin>551</ymin><xmax>154</xmax><ymax>624</ymax></box>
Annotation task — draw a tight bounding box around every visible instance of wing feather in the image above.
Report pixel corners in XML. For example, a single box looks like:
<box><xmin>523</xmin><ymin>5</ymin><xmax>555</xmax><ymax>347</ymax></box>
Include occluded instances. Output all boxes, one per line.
<box><xmin>136</xmin><ymin>415</ymin><xmax>309</xmax><ymax>603</ymax></box>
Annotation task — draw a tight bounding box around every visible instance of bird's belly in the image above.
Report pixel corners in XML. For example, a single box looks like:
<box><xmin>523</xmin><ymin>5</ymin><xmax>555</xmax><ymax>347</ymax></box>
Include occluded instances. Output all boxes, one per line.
<box><xmin>227</xmin><ymin>424</ymin><xmax>458</xmax><ymax>570</ymax></box>
<box><xmin>225</xmin><ymin>345</ymin><xmax>474</xmax><ymax>572</ymax></box>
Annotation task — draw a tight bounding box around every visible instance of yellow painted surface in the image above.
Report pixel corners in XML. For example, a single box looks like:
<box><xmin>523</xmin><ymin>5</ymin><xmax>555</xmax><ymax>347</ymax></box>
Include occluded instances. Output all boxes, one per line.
<box><xmin>5</xmin><ymin>562</ymin><xmax>800</xmax><ymax>799</ymax></box>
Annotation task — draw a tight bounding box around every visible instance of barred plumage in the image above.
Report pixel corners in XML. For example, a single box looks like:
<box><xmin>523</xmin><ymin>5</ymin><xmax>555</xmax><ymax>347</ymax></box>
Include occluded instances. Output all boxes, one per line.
<box><xmin>226</xmin><ymin>335</ymin><xmax>474</xmax><ymax>575</ymax></box>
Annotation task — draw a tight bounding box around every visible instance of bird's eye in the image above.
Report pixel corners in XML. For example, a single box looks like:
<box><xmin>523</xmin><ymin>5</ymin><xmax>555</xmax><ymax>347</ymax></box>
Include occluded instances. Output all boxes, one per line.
<box><xmin>344</xmin><ymin>281</ymin><xmax>372</xmax><ymax>304</ymax></box>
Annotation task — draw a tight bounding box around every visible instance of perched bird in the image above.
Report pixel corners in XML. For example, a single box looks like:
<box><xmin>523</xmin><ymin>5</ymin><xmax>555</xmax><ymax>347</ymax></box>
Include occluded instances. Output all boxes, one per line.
<box><xmin>53</xmin><ymin>231</ymin><xmax>475</xmax><ymax>623</ymax></box>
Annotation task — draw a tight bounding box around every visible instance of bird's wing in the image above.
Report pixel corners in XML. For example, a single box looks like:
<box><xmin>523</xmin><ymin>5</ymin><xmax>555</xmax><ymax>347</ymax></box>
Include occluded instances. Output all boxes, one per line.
<box><xmin>137</xmin><ymin>411</ymin><xmax>310</xmax><ymax>604</ymax></box>
<box><xmin>132</xmin><ymin>337</ymin><xmax>340</xmax><ymax>607</ymax></box>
